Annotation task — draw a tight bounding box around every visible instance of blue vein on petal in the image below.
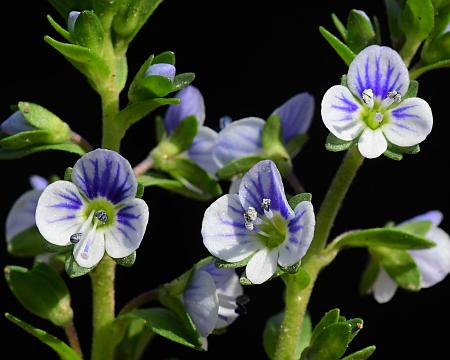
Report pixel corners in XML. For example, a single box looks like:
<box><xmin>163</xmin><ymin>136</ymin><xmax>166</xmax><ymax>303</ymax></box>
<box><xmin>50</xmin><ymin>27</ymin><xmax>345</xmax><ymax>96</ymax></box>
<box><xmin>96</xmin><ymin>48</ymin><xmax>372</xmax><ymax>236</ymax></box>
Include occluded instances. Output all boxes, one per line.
<box><xmin>47</xmin><ymin>214</ymin><xmax>77</xmax><ymax>223</ymax></box>
<box><xmin>49</xmin><ymin>191</ymin><xmax>82</xmax><ymax>210</ymax></box>
<box><xmin>288</xmin><ymin>210</ymin><xmax>306</xmax><ymax>233</ymax></box>
<box><xmin>391</xmin><ymin>105</ymin><xmax>420</xmax><ymax>119</ymax></box>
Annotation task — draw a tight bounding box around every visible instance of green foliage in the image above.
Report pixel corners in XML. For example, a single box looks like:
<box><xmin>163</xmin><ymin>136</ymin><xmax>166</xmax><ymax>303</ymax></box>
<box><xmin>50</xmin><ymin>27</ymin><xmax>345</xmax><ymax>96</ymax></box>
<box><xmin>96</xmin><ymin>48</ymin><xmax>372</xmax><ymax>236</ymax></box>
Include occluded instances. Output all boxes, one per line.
<box><xmin>7</xmin><ymin>227</ymin><xmax>46</xmax><ymax>257</ymax></box>
<box><xmin>113</xmin><ymin>252</ymin><xmax>137</xmax><ymax>267</ymax></box>
<box><xmin>333</xmin><ymin>228</ymin><xmax>435</xmax><ymax>250</ymax></box>
<box><xmin>319</xmin><ymin>26</ymin><xmax>356</xmax><ymax>65</ymax></box>
<box><xmin>404</xmin><ymin>80</ymin><xmax>419</xmax><ymax>98</ymax></box>
<box><xmin>346</xmin><ymin>10</ymin><xmax>377</xmax><ymax>53</ymax></box>
<box><xmin>215</xmin><ymin>255</ymin><xmax>252</xmax><ymax>269</ymax></box>
<box><xmin>359</xmin><ymin>257</ymin><xmax>380</xmax><ymax>295</ymax></box>
<box><xmin>166</xmin><ymin>116</ymin><xmax>198</xmax><ymax>153</ymax></box>
<box><xmin>5</xmin><ymin>262</ymin><xmax>73</xmax><ymax>326</ymax></box>
<box><xmin>401</xmin><ymin>0</ymin><xmax>435</xmax><ymax>43</ymax></box>
<box><xmin>263</xmin><ymin>312</ymin><xmax>312</xmax><ymax>359</ymax></box>
<box><xmin>288</xmin><ymin>193</ymin><xmax>312</xmax><ymax>209</ymax></box>
<box><xmin>71</xmin><ymin>10</ymin><xmax>105</xmax><ymax>53</ymax></box>
<box><xmin>341</xmin><ymin>346</ymin><xmax>377</xmax><ymax>360</ymax></box>
<box><xmin>325</xmin><ymin>133</ymin><xmax>356</xmax><ymax>152</ymax></box>
<box><xmin>5</xmin><ymin>313</ymin><xmax>81</xmax><ymax>360</ymax></box>
<box><xmin>114</xmin><ymin>318</ymin><xmax>154</xmax><ymax>360</ymax></box>
<box><xmin>217</xmin><ymin>155</ymin><xmax>266</xmax><ymax>179</ymax></box>
<box><xmin>384</xmin><ymin>143</ymin><xmax>420</xmax><ymax>161</ymax></box>
<box><xmin>65</xmin><ymin>254</ymin><xmax>93</xmax><ymax>278</ymax></box>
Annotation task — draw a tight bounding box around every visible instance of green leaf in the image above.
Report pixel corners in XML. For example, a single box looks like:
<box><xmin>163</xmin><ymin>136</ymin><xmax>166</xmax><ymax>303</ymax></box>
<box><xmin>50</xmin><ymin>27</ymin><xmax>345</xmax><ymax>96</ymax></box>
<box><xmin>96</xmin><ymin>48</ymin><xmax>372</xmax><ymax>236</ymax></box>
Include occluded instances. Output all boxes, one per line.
<box><xmin>333</xmin><ymin>228</ymin><xmax>435</xmax><ymax>250</ymax></box>
<box><xmin>138</xmin><ymin>172</ymin><xmax>213</xmax><ymax>201</ymax></box>
<box><xmin>72</xmin><ymin>10</ymin><xmax>104</xmax><ymax>53</ymax></box>
<box><xmin>319</xmin><ymin>26</ymin><xmax>356</xmax><ymax>65</ymax></box>
<box><xmin>122</xmin><ymin>308</ymin><xmax>202</xmax><ymax>350</ymax></box>
<box><xmin>401</xmin><ymin>0</ymin><xmax>435</xmax><ymax>42</ymax></box>
<box><xmin>404</xmin><ymin>80</ymin><xmax>419</xmax><ymax>98</ymax></box>
<box><xmin>65</xmin><ymin>254</ymin><xmax>93</xmax><ymax>278</ymax></box>
<box><xmin>409</xmin><ymin>59</ymin><xmax>450</xmax><ymax>79</ymax></box>
<box><xmin>384</xmin><ymin>0</ymin><xmax>405</xmax><ymax>48</ymax></box>
<box><xmin>302</xmin><ymin>323</ymin><xmax>351</xmax><ymax>360</ymax></box>
<box><xmin>114</xmin><ymin>318</ymin><xmax>154</xmax><ymax>360</ymax></box>
<box><xmin>397</xmin><ymin>220</ymin><xmax>433</xmax><ymax>237</ymax></box>
<box><xmin>341</xmin><ymin>74</ymin><xmax>348</xmax><ymax>86</ymax></box>
<box><xmin>5</xmin><ymin>313</ymin><xmax>81</xmax><ymax>360</ymax></box>
<box><xmin>134</xmin><ymin>75</ymin><xmax>174</xmax><ymax>100</ymax></box>
<box><xmin>116</xmin><ymin>98</ymin><xmax>180</xmax><ymax>129</ymax></box>
<box><xmin>153</xmin><ymin>51</ymin><xmax>176</xmax><ymax>65</ymax></box>
<box><xmin>262</xmin><ymin>114</ymin><xmax>282</xmax><ymax>151</ymax></box>
<box><xmin>172</xmin><ymin>72</ymin><xmax>195</xmax><ymax>92</ymax></box>
<box><xmin>167</xmin><ymin>116</ymin><xmax>198</xmax><ymax>153</ymax></box>
<box><xmin>64</xmin><ymin>167</ymin><xmax>73</xmax><ymax>181</ymax></box>
<box><xmin>373</xmin><ymin>248</ymin><xmax>421</xmax><ymax>290</ymax></box>
<box><xmin>346</xmin><ymin>9</ymin><xmax>376</xmax><ymax>53</ymax></box>
<box><xmin>421</xmin><ymin>32</ymin><xmax>450</xmax><ymax>64</ymax></box>
<box><xmin>5</xmin><ymin>263</ymin><xmax>73</xmax><ymax>327</ymax></box>
<box><xmin>288</xmin><ymin>193</ymin><xmax>312</xmax><ymax>209</ymax></box>
<box><xmin>44</xmin><ymin>36</ymin><xmax>110</xmax><ymax>78</ymax></box>
<box><xmin>373</xmin><ymin>16</ymin><xmax>382</xmax><ymax>44</ymax></box>
<box><xmin>285</xmin><ymin>134</ymin><xmax>308</xmax><ymax>156</ymax></box>
<box><xmin>128</xmin><ymin>53</ymin><xmax>155</xmax><ymax>101</ymax></box>
<box><xmin>7</xmin><ymin>227</ymin><xmax>46</xmax><ymax>257</ymax></box>
<box><xmin>331</xmin><ymin>13</ymin><xmax>347</xmax><ymax>40</ymax></box>
<box><xmin>359</xmin><ymin>257</ymin><xmax>380</xmax><ymax>295</ymax></box>
<box><xmin>346</xmin><ymin>318</ymin><xmax>364</xmax><ymax>343</ymax></box>
<box><xmin>114</xmin><ymin>252</ymin><xmax>136</xmax><ymax>267</ymax></box>
<box><xmin>167</xmin><ymin>158</ymin><xmax>222</xmax><ymax>198</ymax></box>
<box><xmin>217</xmin><ymin>155</ymin><xmax>266</xmax><ymax>179</ymax></box>
<box><xmin>136</xmin><ymin>182</ymin><xmax>145</xmax><ymax>199</ymax></box>
<box><xmin>0</xmin><ymin>142</ymin><xmax>85</xmax><ymax>160</ymax></box>
<box><xmin>341</xmin><ymin>345</ymin><xmax>376</xmax><ymax>360</ymax></box>
<box><xmin>155</xmin><ymin>115</ymin><xmax>166</xmax><ymax>143</ymax></box>
<box><xmin>263</xmin><ymin>312</ymin><xmax>312</xmax><ymax>360</ymax></box>
<box><xmin>384</xmin><ymin>142</ymin><xmax>420</xmax><ymax>161</ymax></box>
<box><xmin>325</xmin><ymin>133</ymin><xmax>355</xmax><ymax>152</ymax></box>
<box><xmin>0</xmin><ymin>130</ymin><xmax>57</xmax><ymax>149</ymax></box>
<box><xmin>310</xmin><ymin>308</ymin><xmax>340</xmax><ymax>344</ymax></box>
<box><xmin>46</xmin><ymin>15</ymin><xmax>71</xmax><ymax>42</ymax></box>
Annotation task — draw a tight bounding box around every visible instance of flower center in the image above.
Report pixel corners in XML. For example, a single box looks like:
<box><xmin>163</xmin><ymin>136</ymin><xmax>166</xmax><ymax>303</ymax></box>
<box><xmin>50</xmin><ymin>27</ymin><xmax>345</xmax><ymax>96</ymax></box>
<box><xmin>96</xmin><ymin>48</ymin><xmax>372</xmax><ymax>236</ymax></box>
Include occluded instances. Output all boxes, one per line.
<box><xmin>243</xmin><ymin>198</ymin><xmax>287</xmax><ymax>249</ymax></box>
<box><xmin>83</xmin><ymin>198</ymin><xmax>116</xmax><ymax>227</ymax></box>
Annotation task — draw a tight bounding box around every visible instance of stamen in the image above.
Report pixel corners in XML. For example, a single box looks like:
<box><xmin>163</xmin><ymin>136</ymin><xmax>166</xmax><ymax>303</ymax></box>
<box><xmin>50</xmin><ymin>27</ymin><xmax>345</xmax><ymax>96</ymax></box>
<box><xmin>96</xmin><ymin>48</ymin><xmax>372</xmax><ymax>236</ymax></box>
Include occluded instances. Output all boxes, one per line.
<box><xmin>244</xmin><ymin>207</ymin><xmax>258</xmax><ymax>231</ymax></box>
<box><xmin>362</xmin><ymin>89</ymin><xmax>374</xmax><ymax>108</ymax></box>
<box><xmin>375</xmin><ymin>112</ymin><xmax>383</xmax><ymax>123</ymax></box>
<box><xmin>235</xmin><ymin>294</ymin><xmax>250</xmax><ymax>315</ymax></box>
<box><xmin>261</xmin><ymin>198</ymin><xmax>271</xmax><ymax>211</ymax></box>
<box><xmin>95</xmin><ymin>210</ymin><xmax>108</xmax><ymax>224</ymax></box>
<box><xmin>70</xmin><ymin>232</ymin><xmax>82</xmax><ymax>244</ymax></box>
<box><xmin>388</xmin><ymin>90</ymin><xmax>402</xmax><ymax>103</ymax></box>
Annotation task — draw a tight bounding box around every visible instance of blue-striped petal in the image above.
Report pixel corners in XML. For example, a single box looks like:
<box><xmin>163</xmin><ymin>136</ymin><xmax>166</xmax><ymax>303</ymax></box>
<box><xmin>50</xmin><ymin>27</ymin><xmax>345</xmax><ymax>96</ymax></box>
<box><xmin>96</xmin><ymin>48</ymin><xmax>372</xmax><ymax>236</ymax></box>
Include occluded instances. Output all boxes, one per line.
<box><xmin>188</xmin><ymin>126</ymin><xmax>220</xmax><ymax>174</ymax></box>
<box><xmin>215</xmin><ymin>271</ymin><xmax>243</xmax><ymax>329</ymax></box>
<box><xmin>357</xmin><ymin>128</ymin><xmax>388</xmax><ymax>159</ymax></box>
<box><xmin>72</xmin><ymin>149</ymin><xmax>137</xmax><ymax>204</ymax></box>
<box><xmin>278</xmin><ymin>201</ymin><xmax>315</xmax><ymax>267</ymax></box>
<box><xmin>321</xmin><ymin>85</ymin><xmax>365</xmax><ymax>141</ymax></box>
<box><xmin>347</xmin><ymin>45</ymin><xmax>409</xmax><ymax>101</ymax></box>
<box><xmin>184</xmin><ymin>269</ymin><xmax>219</xmax><ymax>338</ymax></box>
<box><xmin>199</xmin><ymin>261</ymin><xmax>236</xmax><ymax>288</ymax></box>
<box><xmin>73</xmin><ymin>222</ymin><xmax>105</xmax><ymax>268</ymax></box>
<box><xmin>30</xmin><ymin>175</ymin><xmax>48</xmax><ymax>191</ymax></box>
<box><xmin>409</xmin><ymin>227</ymin><xmax>450</xmax><ymax>288</ymax></box>
<box><xmin>272</xmin><ymin>92</ymin><xmax>315</xmax><ymax>142</ymax></box>
<box><xmin>35</xmin><ymin>181</ymin><xmax>86</xmax><ymax>246</ymax></box>
<box><xmin>6</xmin><ymin>189</ymin><xmax>41</xmax><ymax>242</ymax></box>
<box><xmin>245</xmin><ymin>247</ymin><xmax>278</xmax><ymax>284</ymax></box>
<box><xmin>372</xmin><ymin>267</ymin><xmax>398</xmax><ymax>304</ymax></box>
<box><xmin>239</xmin><ymin>160</ymin><xmax>293</xmax><ymax>219</ymax></box>
<box><xmin>105</xmin><ymin>198</ymin><xmax>149</xmax><ymax>258</ymax></box>
<box><xmin>383</xmin><ymin>98</ymin><xmax>433</xmax><ymax>147</ymax></box>
<box><xmin>202</xmin><ymin>194</ymin><xmax>263</xmax><ymax>262</ymax></box>
<box><xmin>0</xmin><ymin>111</ymin><xmax>35</xmax><ymax>135</ymax></box>
<box><xmin>213</xmin><ymin>117</ymin><xmax>264</xmax><ymax>167</ymax></box>
<box><xmin>164</xmin><ymin>85</ymin><xmax>205</xmax><ymax>133</ymax></box>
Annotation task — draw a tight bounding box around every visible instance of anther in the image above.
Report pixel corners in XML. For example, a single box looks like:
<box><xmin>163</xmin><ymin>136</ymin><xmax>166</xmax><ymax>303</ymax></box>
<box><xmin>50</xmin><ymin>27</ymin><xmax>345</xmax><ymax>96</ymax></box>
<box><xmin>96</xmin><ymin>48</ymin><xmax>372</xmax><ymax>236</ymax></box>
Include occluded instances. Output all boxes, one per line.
<box><xmin>95</xmin><ymin>210</ymin><xmax>108</xmax><ymax>224</ymax></box>
<box><xmin>244</xmin><ymin>207</ymin><xmax>257</xmax><ymax>230</ymax></box>
<box><xmin>362</xmin><ymin>89</ymin><xmax>374</xmax><ymax>108</ymax></box>
<box><xmin>70</xmin><ymin>232</ymin><xmax>82</xmax><ymax>244</ymax></box>
<box><xmin>388</xmin><ymin>90</ymin><xmax>401</xmax><ymax>103</ymax></box>
<box><xmin>261</xmin><ymin>198</ymin><xmax>271</xmax><ymax>211</ymax></box>
<box><xmin>235</xmin><ymin>294</ymin><xmax>250</xmax><ymax>315</ymax></box>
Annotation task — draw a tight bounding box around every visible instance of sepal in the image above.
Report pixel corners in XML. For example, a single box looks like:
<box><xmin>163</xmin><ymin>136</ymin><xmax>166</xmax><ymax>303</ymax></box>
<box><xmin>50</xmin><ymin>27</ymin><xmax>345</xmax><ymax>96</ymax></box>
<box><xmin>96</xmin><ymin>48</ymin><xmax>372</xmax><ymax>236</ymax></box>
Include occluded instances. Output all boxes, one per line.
<box><xmin>70</xmin><ymin>10</ymin><xmax>105</xmax><ymax>54</ymax></box>
<box><xmin>4</xmin><ymin>262</ymin><xmax>73</xmax><ymax>327</ymax></box>
<box><xmin>325</xmin><ymin>133</ymin><xmax>356</xmax><ymax>152</ymax></box>
<box><xmin>113</xmin><ymin>252</ymin><xmax>136</xmax><ymax>267</ymax></box>
<box><xmin>65</xmin><ymin>254</ymin><xmax>94</xmax><ymax>278</ymax></box>
<box><xmin>216</xmin><ymin>155</ymin><xmax>266</xmax><ymax>179</ymax></box>
<box><xmin>346</xmin><ymin>10</ymin><xmax>377</xmax><ymax>53</ymax></box>
<box><xmin>319</xmin><ymin>26</ymin><xmax>356</xmax><ymax>65</ymax></box>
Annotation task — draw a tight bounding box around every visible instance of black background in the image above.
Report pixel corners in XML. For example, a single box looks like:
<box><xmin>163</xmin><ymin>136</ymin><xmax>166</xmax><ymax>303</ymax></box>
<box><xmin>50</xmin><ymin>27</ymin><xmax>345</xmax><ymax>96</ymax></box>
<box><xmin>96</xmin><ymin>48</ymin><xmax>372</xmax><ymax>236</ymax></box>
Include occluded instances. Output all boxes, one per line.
<box><xmin>1</xmin><ymin>1</ymin><xmax>449</xmax><ymax>359</ymax></box>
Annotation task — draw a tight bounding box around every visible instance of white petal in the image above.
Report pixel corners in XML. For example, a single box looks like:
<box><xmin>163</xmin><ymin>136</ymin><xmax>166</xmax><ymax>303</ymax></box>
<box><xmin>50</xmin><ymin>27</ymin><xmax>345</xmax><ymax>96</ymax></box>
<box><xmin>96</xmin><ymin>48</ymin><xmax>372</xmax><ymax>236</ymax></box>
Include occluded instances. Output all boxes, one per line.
<box><xmin>35</xmin><ymin>181</ymin><xmax>86</xmax><ymax>246</ymax></box>
<box><xmin>183</xmin><ymin>270</ymin><xmax>219</xmax><ymax>338</ymax></box>
<box><xmin>383</xmin><ymin>97</ymin><xmax>433</xmax><ymax>147</ymax></box>
<box><xmin>202</xmin><ymin>194</ymin><xmax>264</xmax><ymax>262</ymax></box>
<box><xmin>187</xmin><ymin>126</ymin><xmax>220</xmax><ymax>174</ymax></box>
<box><xmin>245</xmin><ymin>247</ymin><xmax>278</xmax><ymax>284</ymax></box>
<box><xmin>321</xmin><ymin>85</ymin><xmax>365</xmax><ymax>141</ymax></box>
<box><xmin>357</xmin><ymin>128</ymin><xmax>388</xmax><ymax>158</ymax></box>
<box><xmin>213</xmin><ymin>117</ymin><xmax>264</xmax><ymax>167</ymax></box>
<box><xmin>228</xmin><ymin>176</ymin><xmax>242</xmax><ymax>194</ymax></box>
<box><xmin>6</xmin><ymin>189</ymin><xmax>41</xmax><ymax>242</ymax></box>
<box><xmin>278</xmin><ymin>201</ymin><xmax>315</xmax><ymax>267</ymax></box>
<box><xmin>347</xmin><ymin>45</ymin><xmax>409</xmax><ymax>100</ymax></box>
<box><xmin>409</xmin><ymin>227</ymin><xmax>450</xmax><ymax>288</ymax></box>
<box><xmin>372</xmin><ymin>267</ymin><xmax>398</xmax><ymax>303</ymax></box>
<box><xmin>73</xmin><ymin>227</ymin><xmax>106</xmax><ymax>268</ymax></box>
<box><xmin>105</xmin><ymin>198</ymin><xmax>149</xmax><ymax>258</ymax></box>
<box><xmin>216</xmin><ymin>274</ymin><xmax>243</xmax><ymax>329</ymax></box>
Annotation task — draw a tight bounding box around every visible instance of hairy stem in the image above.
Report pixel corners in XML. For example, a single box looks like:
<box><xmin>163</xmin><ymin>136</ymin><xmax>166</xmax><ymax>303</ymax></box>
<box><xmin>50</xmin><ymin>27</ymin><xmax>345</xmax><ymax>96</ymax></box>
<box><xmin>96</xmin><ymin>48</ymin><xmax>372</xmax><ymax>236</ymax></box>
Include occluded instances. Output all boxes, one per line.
<box><xmin>274</xmin><ymin>148</ymin><xmax>364</xmax><ymax>360</ymax></box>
<box><xmin>64</xmin><ymin>320</ymin><xmax>83</xmax><ymax>358</ymax></box>
<box><xmin>90</xmin><ymin>256</ymin><xmax>116</xmax><ymax>360</ymax></box>
<box><xmin>134</xmin><ymin>157</ymin><xmax>154</xmax><ymax>176</ymax></box>
<box><xmin>119</xmin><ymin>288</ymin><xmax>160</xmax><ymax>315</ymax></box>
<box><xmin>70</xmin><ymin>131</ymin><xmax>93</xmax><ymax>153</ymax></box>
<box><xmin>286</xmin><ymin>170</ymin><xmax>305</xmax><ymax>194</ymax></box>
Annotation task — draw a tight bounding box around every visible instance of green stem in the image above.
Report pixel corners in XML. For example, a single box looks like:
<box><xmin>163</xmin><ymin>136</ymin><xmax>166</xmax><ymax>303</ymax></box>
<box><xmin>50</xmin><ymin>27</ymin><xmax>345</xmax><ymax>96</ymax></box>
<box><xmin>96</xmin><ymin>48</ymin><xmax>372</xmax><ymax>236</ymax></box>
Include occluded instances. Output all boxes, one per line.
<box><xmin>101</xmin><ymin>92</ymin><xmax>122</xmax><ymax>151</ymax></box>
<box><xmin>119</xmin><ymin>288</ymin><xmax>160</xmax><ymax>315</ymax></box>
<box><xmin>399</xmin><ymin>38</ymin><xmax>421</xmax><ymax>68</ymax></box>
<box><xmin>90</xmin><ymin>256</ymin><xmax>117</xmax><ymax>360</ymax></box>
<box><xmin>274</xmin><ymin>148</ymin><xmax>364</xmax><ymax>360</ymax></box>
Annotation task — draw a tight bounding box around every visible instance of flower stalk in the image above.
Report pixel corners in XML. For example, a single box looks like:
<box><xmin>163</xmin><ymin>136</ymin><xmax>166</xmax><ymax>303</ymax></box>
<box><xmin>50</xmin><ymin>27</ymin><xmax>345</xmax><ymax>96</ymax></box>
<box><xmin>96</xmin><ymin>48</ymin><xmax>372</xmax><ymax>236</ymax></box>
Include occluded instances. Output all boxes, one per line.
<box><xmin>274</xmin><ymin>147</ymin><xmax>364</xmax><ymax>360</ymax></box>
<box><xmin>64</xmin><ymin>320</ymin><xmax>83</xmax><ymax>358</ymax></box>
